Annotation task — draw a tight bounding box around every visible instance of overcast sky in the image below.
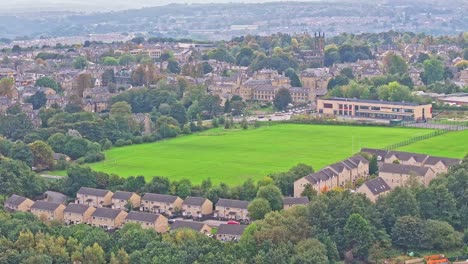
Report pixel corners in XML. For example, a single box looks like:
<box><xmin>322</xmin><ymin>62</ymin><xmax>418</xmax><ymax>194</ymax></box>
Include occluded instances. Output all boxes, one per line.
<box><xmin>0</xmin><ymin>0</ymin><xmax>325</xmax><ymax>12</ymax></box>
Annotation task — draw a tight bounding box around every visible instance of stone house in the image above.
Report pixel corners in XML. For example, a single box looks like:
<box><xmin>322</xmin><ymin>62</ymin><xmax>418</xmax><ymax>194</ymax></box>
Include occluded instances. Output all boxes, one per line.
<box><xmin>170</xmin><ymin>220</ymin><xmax>212</xmax><ymax>234</ymax></box>
<box><xmin>356</xmin><ymin>177</ymin><xmax>391</xmax><ymax>202</ymax></box>
<box><xmin>63</xmin><ymin>204</ymin><xmax>96</xmax><ymax>225</ymax></box>
<box><xmin>75</xmin><ymin>187</ymin><xmax>113</xmax><ymax>207</ymax></box>
<box><xmin>30</xmin><ymin>201</ymin><xmax>66</xmax><ymax>222</ymax></box>
<box><xmin>422</xmin><ymin>156</ymin><xmax>461</xmax><ymax>174</ymax></box>
<box><xmin>4</xmin><ymin>194</ymin><xmax>34</xmax><ymax>212</ymax></box>
<box><xmin>182</xmin><ymin>197</ymin><xmax>213</xmax><ymax>219</ymax></box>
<box><xmin>216</xmin><ymin>224</ymin><xmax>247</xmax><ymax>242</ymax></box>
<box><xmin>90</xmin><ymin>207</ymin><xmax>128</xmax><ymax>230</ymax></box>
<box><xmin>283</xmin><ymin>197</ymin><xmax>309</xmax><ymax>210</ymax></box>
<box><xmin>140</xmin><ymin>193</ymin><xmax>183</xmax><ymax>217</ymax></box>
<box><xmin>379</xmin><ymin>163</ymin><xmax>436</xmax><ymax>189</ymax></box>
<box><xmin>214</xmin><ymin>198</ymin><xmax>249</xmax><ymax>222</ymax></box>
<box><xmin>384</xmin><ymin>151</ymin><xmax>429</xmax><ymax>166</ymax></box>
<box><xmin>125</xmin><ymin>211</ymin><xmax>168</xmax><ymax>233</ymax></box>
<box><xmin>111</xmin><ymin>191</ymin><xmax>141</xmax><ymax>210</ymax></box>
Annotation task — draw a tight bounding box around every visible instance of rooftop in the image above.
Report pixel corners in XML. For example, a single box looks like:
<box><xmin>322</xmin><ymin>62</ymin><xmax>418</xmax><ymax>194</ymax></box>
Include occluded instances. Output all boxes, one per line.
<box><xmin>126</xmin><ymin>211</ymin><xmax>162</xmax><ymax>223</ymax></box>
<box><xmin>171</xmin><ymin>220</ymin><xmax>207</xmax><ymax>232</ymax></box>
<box><xmin>31</xmin><ymin>201</ymin><xmax>62</xmax><ymax>211</ymax></box>
<box><xmin>363</xmin><ymin>177</ymin><xmax>391</xmax><ymax>195</ymax></box>
<box><xmin>321</xmin><ymin>97</ymin><xmax>424</xmax><ymax>107</ymax></box>
<box><xmin>216</xmin><ymin>198</ymin><xmax>249</xmax><ymax>209</ymax></box>
<box><xmin>77</xmin><ymin>187</ymin><xmax>111</xmax><ymax>197</ymax></box>
<box><xmin>92</xmin><ymin>207</ymin><xmax>124</xmax><ymax>219</ymax></box>
<box><xmin>217</xmin><ymin>224</ymin><xmax>247</xmax><ymax>236</ymax></box>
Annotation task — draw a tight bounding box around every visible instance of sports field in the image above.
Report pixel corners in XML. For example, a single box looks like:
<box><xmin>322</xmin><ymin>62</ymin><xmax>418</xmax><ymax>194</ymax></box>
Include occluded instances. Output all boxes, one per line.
<box><xmin>87</xmin><ymin>124</ymin><xmax>437</xmax><ymax>185</ymax></box>
<box><xmin>398</xmin><ymin>130</ymin><xmax>468</xmax><ymax>159</ymax></box>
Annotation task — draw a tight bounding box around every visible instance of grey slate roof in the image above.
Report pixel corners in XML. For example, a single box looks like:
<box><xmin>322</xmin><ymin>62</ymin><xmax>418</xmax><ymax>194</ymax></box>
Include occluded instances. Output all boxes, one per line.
<box><xmin>379</xmin><ymin>163</ymin><xmax>432</xmax><ymax>176</ymax></box>
<box><xmin>64</xmin><ymin>204</ymin><xmax>92</xmax><ymax>214</ymax></box>
<box><xmin>5</xmin><ymin>195</ymin><xmax>28</xmax><ymax>206</ymax></box>
<box><xmin>183</xmin><ymin>196</ymin><xmax>208</xmax><ymax>206</ymax></box>
<box><xmin>363</xmin><ymin>177</ymin><xmax>391</xmax><ymax>195</ymax></box>
<box><xmin>171</xmin><ymin>220</ymin><xmax>206</xmax><ymax>232</ymax></box>
<box><xmin>385</xmin><ymin>151</ymin><xmax>428</xmax><ymax>163</ymax></box>
<box><xmin>217</xmin><ymin>224</ymin><xmax>247</xmax><ymax>236</ymax></box>
<box><xmin>216</xmin><ymin>199</ymin><xmax>249</xmax><ymax>209</ymax></box>
<box><xmin>126</xmin><ymin>211</ymin><xmax>161</xmax><ymax>223</ymax></box>
<box><xmin>92</xmin><ymin>207</ymin><xmax>123</xmax><ymax>219</ymax></box>
<box><xmin>423</xmin><ymin>156</ymin><xmax>461</xmax><ymax>167</ymax></box>
<box><xmin>43</xmin><ymin>191</ymin><xmax>67</xmax><ymax>204</ymax></box>
<box><xmin>31</xmin><ymin>201</ymin><xmax>62</xmax><ymax>211</ymax></box>
<box><xmin>361</xmin><ymin>148</ymin><xmax>388</xmax><ymax>161</ymax></box>
<box><xmin>112</xmin><ymin>191</ymin><xmax>135</xmax><ymax>200</ymax></box>
<box><xmin>77</xmin><ymin>187</ymin><xmax>111</xmax><ymax>197</ymax></box>
<box><xmin>142</xmin><ymin>193</ymin><xmax>179</xmax><ymax>203</ymax></box>
<box><xmin>283</xmin><ymin>197</ymin><xmax>309</xmax><ymax>206</ymax></box>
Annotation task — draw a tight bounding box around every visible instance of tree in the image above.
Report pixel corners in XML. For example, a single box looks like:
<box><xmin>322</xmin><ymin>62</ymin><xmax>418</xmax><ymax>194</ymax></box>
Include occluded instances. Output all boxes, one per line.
<box><xmin>301</xmin><ymin>184</ymin><xmax>317</xmax><ymax>200</ymax></box>
<box><xmin>256</xmin><ymin>184</ymin><xmax>283</xmax><ymax>211</ymax></box>
<box><xmin>63</xmin><ymin>166</ymin><xmax>97</xmax><ymax>196</ymax></box>
<box><xmin>392</xmin><ymin>216</ymin><xmax>425</xmax><ymax>250</ymax></box>
<box><xmin>369</xmin><ymin>155</ymin><xmax>378</xmax><ymax>175</ymax></box>
<box><xmin>291</xmin><ymin>239</ymin><xmax>329</xmax><ymax>264</ymax></box>
<box><xmin>36</xmin><ymin>77</ymin><xmax>60</xmax><ymax>92</ymax></box>
<box><xmin>110</xmin><ymin>248</ymin><xmax>130</xmax><ymax>264</ymax></box>
<box><xmin>83</xmin><ymin>243</ymin><xmax>106</xmax><ymax>264</ymax></box>
<box><xmin>119</xmin><ymin>54</ymin><xmax>136</xmax><ymax>66</ymax></box>
<box><xmin>343</xmin><ymin>213</ymin><xmax>374</xmax><ymax>259</ymax></box>
<box><xmin>423</xmin><ymin>58</ymin><xmax>444</xmax><ymax>84</ymax></box>
<box><xmin>417</xmin><ymin>183</ymin><xmax>459</xmax><ymax>226</ymax></box>
<box><xmin>423</xmin><ymin>220</ymin><xmax>462</xmax><ymax>250</ymax></box>
<box><xmin>170</xmin><ymin>103</ymin><xmax>188</xmax><ymax>125</ymax></box>
<box><xmin>0</xmin><ymin>77</ymin><xmax>15</xmax><ymax>98</ymax></box>
<box><xmin>26</xmin><ymin>91</ymin><xmax>47</xmax><ymax>110</ymax></box>
<box><xmin>0</xmin><ymin>158</ymin><xmax>46</xmax><ymax>197</ymax></box>
<box><xmin>377</xmin><ymin>81</ymin><xmax>412</xmax><ymax>102</ymax></box>
<box><xmin>273</xmin><ymin>88</ymin><xmax>292</xmax><ymax>111</ymax></box>
<box><xmin>64</xmin><ymin>137</ymin><xmax>90</xmax><ymax>160</ymax></box>
<box><xmin>10</xmin><ymin>142</ymin><xmax>34</xmax><ymax>167</ymax></box>
<box><xmin>111</xmin><ymin>101</ymin><xmax>132</xmax><ymax>116</ymax></box>
<box><xmin>383</xmin><ymin>53</ymin><xmax>408</xmax><ymax>75</ymax></box>
<box><xmin>102</xmin><ymin>56</ymin><xmax>120</xmax><ymax>66</ymax></box>
<box><xmin>167</xmin><ymin>60</ymin><xmax>181</xmax><ymax>74</ymax></box>
<box><xmin>75</xmin><ymin>73</ymin><xmax>93</xmax><ymax>97</ymax></box>
<box><xmin>248</xmin><ymin>198</ymin><xmax>272</xmax><ymax>220</ymax></box>
<box><xmin>285</xmin><ymin>68</ymin><xmax>302</xmax><ymax>87</ymax></box>
<box><xmin>201</xmin><ymin>62</ymin><xmax>213</xmax><ymax>74</ymax></box>
<box><xmin>73</xmin><ymin>56</ymin><xmax>88</xmax><ymax>70</ymax></box>
<box><xmin>29</xmin><ymin>140</ymin><xmax>54</xmax><ymax>171</ymax></box>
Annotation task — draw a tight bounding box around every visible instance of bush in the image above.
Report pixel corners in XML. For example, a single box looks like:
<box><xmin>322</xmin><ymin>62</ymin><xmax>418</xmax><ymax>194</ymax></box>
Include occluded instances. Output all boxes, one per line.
<box><xmin>83</xmin><ymin>152</ymin><xmax>105</xmax><ymax>163</ymax></box>
<box><xmin>100</xmin><ymin>139</ymin><xmax>112</xmax><ymax>150</ymax></box>
<box><xmin>115</xmin><ymin>139</ymin><xmax>132</xmax><ymax>147</ymax></box>
<box><xmin>218</xmin><ymin>116</ymin><xmax>226</xmax><ymax>125</ymax></box>
<box><xmin>132</xmin><ymin>136</ymin><xmax>144</xmax><ymax>144</ymax></box>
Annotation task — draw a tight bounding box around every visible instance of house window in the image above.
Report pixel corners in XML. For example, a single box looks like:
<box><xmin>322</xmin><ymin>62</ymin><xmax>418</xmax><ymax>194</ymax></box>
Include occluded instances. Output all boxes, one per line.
<box><xmin>324</xmin><ymin>103</ymin><xmax>333</xmax><ymax>109</ymax></box>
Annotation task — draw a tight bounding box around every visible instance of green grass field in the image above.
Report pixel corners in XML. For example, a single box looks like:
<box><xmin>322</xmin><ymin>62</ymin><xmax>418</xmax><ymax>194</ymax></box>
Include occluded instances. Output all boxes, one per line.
<box><xmin>85</xmin><ymin>124</ymin><xmax>438</xmax><ymax>185</ymax></box>
<box><xmin>398</xmin><ymin>130</ymin><xmax>468</xmax><ymax>158</ymax></box>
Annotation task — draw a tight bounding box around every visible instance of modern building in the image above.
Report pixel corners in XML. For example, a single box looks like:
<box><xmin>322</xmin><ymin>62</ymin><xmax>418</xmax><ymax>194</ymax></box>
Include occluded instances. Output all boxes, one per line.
<box><xmin>125</xmin><ymin>211</ymin><xmax>168</xmax><ymax>233</ymax></box>
<box><xmin>317</xmin><ymin>98</ymin><xmax>432</xmax><ymax>121</ymax></box>
<box><xmin>356</xmin><ymin>177</ymin><xmax>391</xmax><ymax>202</ymax></box>
<box><xmin>170</xmin><ymin>220</ymin><xmax>212</xmax><ymax>234</ymax></box>
<box><xmin>64</xmin><ymin>204</ymin><xmax>96</xmax><ymax>225</ymax></box>
<box><xmin>216</xmin><ymin>224</ymin><xmax>247</xmax><ymax>241</ymax></box>
<box><xmin>4</xmin><ymin>195</ymin><xmax>34</xmax><ymax>212</ymax></box>
<box><xmin>30</xmin><ymin>201</ymin><xmax>66</xmax><ymax>222</ymax></box>
<box><xmin>140</xmin><ymin>193</ymin><xmax>183</xmax><ymax>217</ymax></box>
<box><xmin>214</xmin><ymin>199</ymin><xmax>250</xmax><ymax>222</ymax></box>
<box><xmin>283</xmin><ymin>197</ymin><xmax>310</xmax><ymax>210</ymax></box>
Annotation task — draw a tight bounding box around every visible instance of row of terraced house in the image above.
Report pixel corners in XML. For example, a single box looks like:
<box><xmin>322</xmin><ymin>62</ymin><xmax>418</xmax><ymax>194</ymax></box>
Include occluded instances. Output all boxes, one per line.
<box><xmin>294</xmin><ymin>150</ymin><xmax>461</xmax><ymax>203</ymax></box>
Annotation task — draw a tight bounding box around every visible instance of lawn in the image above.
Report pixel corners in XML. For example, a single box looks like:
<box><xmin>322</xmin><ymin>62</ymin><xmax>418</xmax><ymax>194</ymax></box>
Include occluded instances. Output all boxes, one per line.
<box><xmin>398</xmin><ymin>130</ymin><xmax>468</xmax><ymax>158</ymax></box>
<box><xmin>85</xmin><ymin>124</ymin><xmax>435</xmax><ymax>185</ymax></box>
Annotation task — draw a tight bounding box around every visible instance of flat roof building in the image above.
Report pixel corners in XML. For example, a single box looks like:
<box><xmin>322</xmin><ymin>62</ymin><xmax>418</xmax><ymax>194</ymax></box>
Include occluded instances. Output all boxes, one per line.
<box><xmin>317</xmin><ymin>97</ymin><xmax>432</xmax><ymax>121</ymax></box>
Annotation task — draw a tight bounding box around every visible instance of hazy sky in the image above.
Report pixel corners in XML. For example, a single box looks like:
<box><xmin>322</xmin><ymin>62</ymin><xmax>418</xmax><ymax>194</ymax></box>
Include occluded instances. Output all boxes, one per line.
<box><xmin>0</xmin><ymin>0</ymin><xmax>323</xmax><ymax>12</ymax></box>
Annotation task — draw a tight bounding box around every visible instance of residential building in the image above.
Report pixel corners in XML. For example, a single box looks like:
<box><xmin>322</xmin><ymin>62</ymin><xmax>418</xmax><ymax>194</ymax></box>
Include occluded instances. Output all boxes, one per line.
<box><xmin>91</xmin><ymin>207</ymin><xmax>128</xmax><ymax>229</ymax></box>
<box><xmin>422</xmin><ymin>156</ymin><xmax>462</xmax><ymax>174</ymax></box>
<box><xmin>356</xmin><ymin>177</ymin><xmax>391</xmax><ymax>202</ymax></box>
<box><xmin>379</xmin><ymin>163</ymin><xmax>436</xmax><ymax>189</ymax></box>
<box><xmin>171</xmin><ymin>220</ymin><xmax>212</xmax><ymax>234</ymax></box>
<box><xmin>216</xmin><ymin>224</ymin><xmax>247</xmax><ymax>241</ymax></box>
<box><xmin>140</xmin><ymin>193</ymin><xmax>183</xmax><ymax>216</ymax></box>
<box><xmin>214</xmin><ymin>198</ymin><xmax>249</xmax><ymax>222</ymax></box>
<box><xmin>111</xmin><ymin>191</ymin><xmax>141</xmax><ymax>210</ymax></box>
<box><xmin>125</xmin><ymin>211</ymin><xmax>168</xmax><ymax>233</ymax></box>
<box><xmin>75</xmin><ymin>187</ymin><xmax>113</xmax><ymax>207</ymax></box>
<box><xmin>283</xmin><ymin>197</ymin><xmax>309</xmax><ymax>210</ymax></box>
<box><xmin>294</xmin><ymin>155</ymin><xmax>369</xmax><ymax>197</ymax></box>
<box><xmin>30</xmin><ymin>201</ymin><xmax>66</xmax><ymax>222</ymax></box>
<box><xmin>317</xmin><ymin>98</ymin><xmax>432</xmax><ymax>121</ymax></box>
<box><xmin>182</xmin><ymin>197</ymin><xmax>213</xmax><ymax>219</ymax></box>
<box><xmin>384</xmin><ymin>151</ymin><xmax>429</xmax><ymax>166</ymax></box>
<box><xmin>4</xmin><ymin>195</ymin><xmax>34</xmax><ymax>212</ymax></box>
<box><xmin>63</xmin><ymin>204</ymin><xmax>96</xmax><ymax>225</ymax></box>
